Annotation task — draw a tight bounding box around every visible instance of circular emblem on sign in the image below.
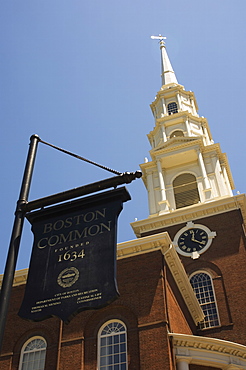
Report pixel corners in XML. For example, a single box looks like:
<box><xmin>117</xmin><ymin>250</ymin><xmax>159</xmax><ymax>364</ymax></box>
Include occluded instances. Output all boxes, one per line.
<box><xmin>57</xmin><ymin>267</ymin><xmax>79</xmax><ymax>288</ymax></box>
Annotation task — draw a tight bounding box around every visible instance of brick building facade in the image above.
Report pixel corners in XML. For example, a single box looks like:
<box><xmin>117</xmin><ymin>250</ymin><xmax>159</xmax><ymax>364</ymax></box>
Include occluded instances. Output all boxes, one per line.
<box><xmin>1</xmin><ymin>38</ymin><xmax>246</xmax><ymax>370</ymax></box>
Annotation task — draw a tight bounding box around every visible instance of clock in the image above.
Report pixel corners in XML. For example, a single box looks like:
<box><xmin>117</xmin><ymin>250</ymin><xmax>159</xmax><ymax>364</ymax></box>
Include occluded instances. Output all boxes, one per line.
<box><xmin>173</xmin><ymin>221</ymin><xmax>216</xmax><ymax>259</ymax></box>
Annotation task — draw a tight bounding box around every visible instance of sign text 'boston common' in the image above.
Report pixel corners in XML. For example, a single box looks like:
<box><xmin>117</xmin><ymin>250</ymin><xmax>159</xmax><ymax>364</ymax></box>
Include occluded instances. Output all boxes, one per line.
<box><xmin>18</xmin><ymin>187</ymin><xmax>130</xmax><ymax>322</ymax></box>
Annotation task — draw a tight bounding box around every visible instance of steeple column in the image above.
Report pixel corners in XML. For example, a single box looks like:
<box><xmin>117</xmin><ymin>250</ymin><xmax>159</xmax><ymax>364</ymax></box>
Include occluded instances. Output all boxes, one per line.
<box><xmin>202</xmin><ymin>125</ymin><xmax>210</xmax><ymax>145</ymax></box>
<box><xmin>197</xmin><ymin>150</ymin><xmax>210</xmax><ymax>190</ymax></box>
<box><xmin>222</xmin><ymin>165</ymin><xmax>233</xmax><ymax>196</ymax></box>
<box><xmin>211</xmin><ymin>156</ymin><xmax>227</xmax><ymax>196</ymax></box>
<box><xmin>157</xmin><ymin>159</ymin><xmax>166</xmax><ymax>201</ymax></box>
<box><xmin>185</xmin><ymin>118</ymin><xmax>191</xmax><ymax>136</ymax></box>
<box><xmin>162</xmin><ymin>98</ymin><xmax>167</xmax><ymax>116</ymax></box>
<box><xmin>161</xmin><ymin>124</ymin><xmax>167</xmax><ymax>142</ymax></box>
<box><xmin>177</xmin><ymin>93</ymin><xmax>182</xmax><ymax>111</ymax></box>
<box><xmin>157</xmin><ymin>159</ymin><xmax>170</xmax><ymax>213</ymax></box>
<box><xmin>190</xmin><ymin>96</ymin><xmax>197</xmax><ymax>115</ymax></box>
<box><xmin>146</xmin><ymin>170</ymin><xmax>157</xmax><ymax>215</ymax></box>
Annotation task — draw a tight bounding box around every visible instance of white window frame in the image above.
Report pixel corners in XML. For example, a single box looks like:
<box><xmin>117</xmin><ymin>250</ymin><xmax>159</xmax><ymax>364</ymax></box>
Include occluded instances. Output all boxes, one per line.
<box><xmin>97</xmin><ymin>319</ymin><xmax>128</xmax><ymax>370</ymax></box>
<box><xmin>190</xmin><ymin>271</ymin><xmax>220</xmax><ymax>329</ymax></box>
<box><xmin>18</xmin><ymin>336</ymin><xmax>47</xmax><ymax>370</ymax></box>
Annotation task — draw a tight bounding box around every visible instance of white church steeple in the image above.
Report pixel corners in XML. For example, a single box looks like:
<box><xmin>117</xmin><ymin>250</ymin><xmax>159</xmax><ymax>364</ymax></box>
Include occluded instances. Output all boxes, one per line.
<box><xmin>139</xmin><ymin>39</ymin><xmax>234</xmax><ymax>218</ymax></box>
<box><xmin>151</xmin><ymin>35</ymin><xmax>178</xmax><ymax>86</ymax></box>
<box><xmin>160</xmin><ymin>38</ymin><xmax>178</xmax><ymax>86</ymax></box>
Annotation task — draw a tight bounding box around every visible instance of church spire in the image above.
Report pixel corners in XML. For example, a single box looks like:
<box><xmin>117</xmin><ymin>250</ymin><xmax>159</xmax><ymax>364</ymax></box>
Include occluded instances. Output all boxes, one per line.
<box><xmin>137</xmin><ymin>37</ymin><xmax>235</xmax><ymax>219</ymax></box>
<box><xmin>160</xmin><ymin>39</ymin><xmax>178</xmax><ymax>85</ymax></box>
<box><xmin>151</xmin><ymin>35</ymin><xmax>178</xmax><ymax>86</ymax></box>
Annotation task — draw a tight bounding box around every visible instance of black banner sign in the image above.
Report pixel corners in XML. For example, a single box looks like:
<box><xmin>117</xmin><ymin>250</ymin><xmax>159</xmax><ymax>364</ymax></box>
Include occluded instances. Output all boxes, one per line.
<box><xmin>18</xmin><ymin>187</ymin><xmax>130</xmax><ymax>322</ymax></box>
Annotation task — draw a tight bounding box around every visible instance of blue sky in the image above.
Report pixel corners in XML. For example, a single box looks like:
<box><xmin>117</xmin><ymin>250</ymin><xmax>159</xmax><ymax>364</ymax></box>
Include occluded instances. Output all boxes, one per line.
<box><xmin>0</xmin><ymin>0</ymin><xmax>246</xmax><ymax>273</ymax></box>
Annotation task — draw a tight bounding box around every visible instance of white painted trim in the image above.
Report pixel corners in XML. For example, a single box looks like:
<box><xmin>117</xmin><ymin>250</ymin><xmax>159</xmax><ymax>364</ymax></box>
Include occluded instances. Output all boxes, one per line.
<box><xmin>97</xmin><ymin>319</ymin><xmax>128</xmax><ymax>370</ymax></box>
<box><xmin>189</xmin><ymin>270</ymin><xmax>221</xmax><ymax>329</ymax></box>
<box><xmin>131</xmin><ymin>194</ymin><xmax>246</xmax><ymax>238</ymax></box>
<box><xmin>18</xmin><ymin>336</ymin><xmax>47</xmax><ymax>370</ymax></box>
<box><xmin>171</xmin><ymin>333</ymin><xmax>246</xmax><ymax>369</ymax></box>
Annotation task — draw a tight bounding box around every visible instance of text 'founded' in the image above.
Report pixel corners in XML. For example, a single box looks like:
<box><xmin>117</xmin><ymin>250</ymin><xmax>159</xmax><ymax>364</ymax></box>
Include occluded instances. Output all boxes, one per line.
<box><xmin>18</xmin><ymin>187</ymin><xmax>130</xmax><ymax>323</ymax></box>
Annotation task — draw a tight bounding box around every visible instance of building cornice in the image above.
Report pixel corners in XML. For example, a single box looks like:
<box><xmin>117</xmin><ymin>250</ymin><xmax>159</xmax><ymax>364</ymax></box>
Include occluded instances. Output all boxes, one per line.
<box><xmin>150</xmin><ymin>137</ymin><xmax>201</xmax><ymax>154</ymax></box>
<box><xmin>150</xmin><ymin>84</ymin><xmax>199</xmax><ymax>110</ymax></box>
<box><xmin>11</xmin><ymin>269</ymin><xmax>28</xmax><ymax>287</ymax></box>
<box><xmin>148</xmin><ymin>139</ymin><xmax>223</xmax><ymax>159</ymax></box>
<box><xmin>150</xmin><ymin>84</ymin><xmax>185</xmax><ymax>108</ymax></box>
<box><xmin>117</xmin><ymin>231</ymin><xmax>171</xmax><ymax>259</ymax></box>
<box><xmin>131</xmin><ymin>194</ymin><xmax>246</xmax><ymax>237</ymax></box>
<box><xmin>170</xmin><ymin>332</ymin><xmax>246</xmax><ymax>369</ymax></box>
<box><xmin>148</xmin><ymin>111</ymin><xmax>207</xmax><ymax>136</ymax></box>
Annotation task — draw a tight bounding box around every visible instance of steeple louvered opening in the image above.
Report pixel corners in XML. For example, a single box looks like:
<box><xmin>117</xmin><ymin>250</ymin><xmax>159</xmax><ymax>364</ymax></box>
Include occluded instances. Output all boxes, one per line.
<box><xmin>173</xmin><ymin>173</ymin><xmax>200</xmax><ymax>209</ymax></box>
<box><xmin>167</xmin><ymin>102</ymin><xmax>178</xmax><ymax>115</ymax></box>
<box><xmin>170</xmin><ymin>130</ymin><xmax>184</xmax><ymax>138</ymax></box>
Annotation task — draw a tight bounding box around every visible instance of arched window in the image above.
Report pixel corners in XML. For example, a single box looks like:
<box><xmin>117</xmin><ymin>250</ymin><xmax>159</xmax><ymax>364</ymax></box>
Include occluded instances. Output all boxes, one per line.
<box><xmin>98</xmin><ymin>320</ymin><xmax>128</xmax><ymax>370</ymax></box>
<box><xmin>19</xmin><ymin>336</ymin><xmax>46</xmax><ymax>370</ymax></box>
<box><xmin>167</xmin><ymin>102</ymin><xmax>178</xmax><ymax>115</ymax></box>
<box><xmin>170</xmin><ymin>130</ymin><xmax>184</xmax><ymax>138</ymax></box>
<box><xmin>173</xmin><ymin>173</ymin><xmax>200</xmax><ymax>209</ymax></box>
<box><xmin>190</xmin><ymin>272</ymin><xmax>220</xmax><ymax>329</ymax></box>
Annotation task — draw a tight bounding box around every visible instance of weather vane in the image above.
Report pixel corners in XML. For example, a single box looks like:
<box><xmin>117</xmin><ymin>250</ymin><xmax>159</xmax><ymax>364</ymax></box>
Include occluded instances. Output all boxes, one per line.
<box><xmin>150</xmin><ymin>34</ymin><xmax>166</xmax><ymax>44</ymax></box>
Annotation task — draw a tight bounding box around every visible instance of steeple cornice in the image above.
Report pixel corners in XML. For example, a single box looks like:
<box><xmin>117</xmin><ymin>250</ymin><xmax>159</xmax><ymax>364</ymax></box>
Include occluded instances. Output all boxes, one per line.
<box><xmin>131</xmin><ymin>194</ymin><xmax>246</xmax><ymax>237</ymax></box>
<box><xmin>147</xmin><ymin>137</ymin><xmax>203</xmax><ymax>160</ymax></box>
<box><xmin>147</xmin><ymin>112</ymin><xmax>212</xmax><ymax>142</ymax></box>
<box><xmin>151</xmin><ymin>87</ymin><xmax>198</xmax><ymax>110</ymax></box>
<box><xmin>150</xmin><ymin>111</ymin><xmax>206</xmax><ymax>126</ymax></box>
<box><xmin>150</xmin><ymin>136</ymin><xmax>202</xmax><ymax>152</ymax></box>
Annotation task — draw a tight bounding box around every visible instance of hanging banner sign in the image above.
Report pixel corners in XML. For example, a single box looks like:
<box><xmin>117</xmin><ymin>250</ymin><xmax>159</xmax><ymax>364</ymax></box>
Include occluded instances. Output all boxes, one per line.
<box><xmin>19</xmin><ymin>187</ymin><xmax>130</xmax><ymax>323</ymax></box>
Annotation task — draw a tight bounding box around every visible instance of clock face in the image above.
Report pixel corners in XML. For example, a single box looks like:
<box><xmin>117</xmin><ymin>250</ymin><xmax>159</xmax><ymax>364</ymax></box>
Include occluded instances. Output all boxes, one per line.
<box><xmin>177</xmin><ymin>228</ymin><xmax>209</xmax><ymax>254</ymax></box>
<box><xmin>173</xmin><ymin>222</ymin><xmax>216</xmax><ymax>258</ymax></box>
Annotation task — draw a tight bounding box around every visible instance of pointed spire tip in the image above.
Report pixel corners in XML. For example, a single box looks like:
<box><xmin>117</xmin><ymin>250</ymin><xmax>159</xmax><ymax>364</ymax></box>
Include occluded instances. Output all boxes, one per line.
<box><xmin>151</xmin><ymin>35</ymin><xmax>178</xmax><ymax>86</ymax></box>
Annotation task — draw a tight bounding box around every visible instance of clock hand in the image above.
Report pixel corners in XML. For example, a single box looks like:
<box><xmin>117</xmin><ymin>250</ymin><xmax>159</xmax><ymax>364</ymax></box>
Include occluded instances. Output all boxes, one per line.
<box><xmin>189</xmin><ymin>230</ymin><xmax>206</xmax><ymax>244</ymax></box>
<box><xmin>192</xmin><ymin>239</ymin><xmax>206</xmax><ymax>244</ymax></box>
<box><xmin>190</xmin><ymin>230</ymin><xmax>195</xmax><ymax>241</ymax></box>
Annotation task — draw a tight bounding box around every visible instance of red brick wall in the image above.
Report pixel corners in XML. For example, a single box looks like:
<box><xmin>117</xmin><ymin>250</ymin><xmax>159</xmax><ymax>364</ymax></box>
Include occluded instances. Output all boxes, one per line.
<box><xmin>4</xmin><ymin>208</ymin><xmax>242</xmax><ymax>370</ymax></box>
<box><xmin>1</xmin><ymin>250</ymin><xmax>191</xmax><ymax>369</ymax></box>
<box><xmin>0</xmin><ymin>284</ymin><xmax>60</xmax><ymax>370</ymax></box>
<box><xmin>166</xmin><ymin>282</ymin><xmax>193</xmax><ymax>335</ymax></box>
<box><xmin>165</xmin><ymin>264</ymin><xmax>196</xmax><ymax>335</ymax></box>
<box><xmin>142</xmin><ymin>209</ymin><xmax>246</xmax><ymax>345</ymax></box>
<box><xmin>182</xmin><ymin>210</ymin><xmax>246</xmax><ymax>345</ymax></box>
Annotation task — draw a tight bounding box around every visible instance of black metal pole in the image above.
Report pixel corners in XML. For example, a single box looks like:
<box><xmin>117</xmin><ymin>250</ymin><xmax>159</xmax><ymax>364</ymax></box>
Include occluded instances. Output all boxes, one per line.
<box><xmin>23</xmin><ymin>171</ymin><xmax>142</xmax><ymax>213</ymax></box>
<box><xmin>0</xmin><ymin>134</ymin><xmax>40</xmax><ymax>353</ymax></box>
